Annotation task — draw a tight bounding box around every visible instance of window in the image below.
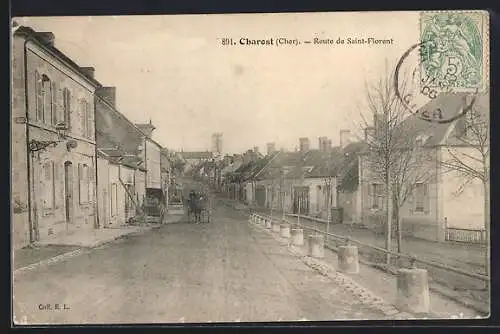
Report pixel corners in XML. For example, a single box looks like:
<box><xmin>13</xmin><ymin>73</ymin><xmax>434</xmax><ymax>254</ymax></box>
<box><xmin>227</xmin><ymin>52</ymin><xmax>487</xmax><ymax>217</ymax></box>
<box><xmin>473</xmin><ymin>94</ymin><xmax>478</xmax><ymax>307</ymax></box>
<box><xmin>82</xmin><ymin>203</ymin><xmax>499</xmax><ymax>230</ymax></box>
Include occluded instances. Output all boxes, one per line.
<box><xmin>34</xmin><ymin>73</ymin><xmax>59</xmax><ymax>125</ymax></box>
<box><xmin>414</xmin><ymin>183</ymin><xmax>429</xmax><ymax>213</ymax></box>
<box><xmin>462</xmin><ymin>109</ymin><xmax>477</xmax><ymax>137</ymax></box>
<box><xmin>42</xmin><ymin>75</ymin><xmax>52</xmax><ymax>125</ymax></box>
<box><xmin>370</xmin><ymin>183</ymin><xmax>384</xmax><ymax>209</ymax></box>
<box><xmin>63</xmin><ymin>88</ymin><xmax>71</xmax><ymax>130</ymax></box>
<box><xmin>42</xmin><ymin>161</ymin><xmax>55</xmax><ymax>210</ymax></box>
<box><xmin>78</xmin><ymin>164</ymin><xmax>89</xmax><ymax>204</ymax></box>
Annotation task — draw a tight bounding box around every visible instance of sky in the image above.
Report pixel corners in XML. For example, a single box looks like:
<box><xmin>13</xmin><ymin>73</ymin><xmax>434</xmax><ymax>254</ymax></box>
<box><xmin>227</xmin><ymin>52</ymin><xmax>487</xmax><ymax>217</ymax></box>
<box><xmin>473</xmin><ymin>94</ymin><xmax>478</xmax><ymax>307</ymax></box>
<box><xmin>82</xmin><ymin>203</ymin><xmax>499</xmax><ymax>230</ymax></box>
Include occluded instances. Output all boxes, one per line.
<box><xmin>16</xmin><ymin>12</ymin><xmax>420</xmax><ymax>154</ymax></box>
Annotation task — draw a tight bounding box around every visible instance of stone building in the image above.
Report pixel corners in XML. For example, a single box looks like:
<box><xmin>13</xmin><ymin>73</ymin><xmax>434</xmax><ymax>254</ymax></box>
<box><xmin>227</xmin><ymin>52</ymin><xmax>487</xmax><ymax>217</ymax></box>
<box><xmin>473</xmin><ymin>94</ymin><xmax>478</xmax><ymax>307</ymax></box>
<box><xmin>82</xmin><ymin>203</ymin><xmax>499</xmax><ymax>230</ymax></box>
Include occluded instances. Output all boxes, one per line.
<box><xmin>12</xmin><ymin>26</ymin><xmax>100</xmax><ymax>248</ymax></box>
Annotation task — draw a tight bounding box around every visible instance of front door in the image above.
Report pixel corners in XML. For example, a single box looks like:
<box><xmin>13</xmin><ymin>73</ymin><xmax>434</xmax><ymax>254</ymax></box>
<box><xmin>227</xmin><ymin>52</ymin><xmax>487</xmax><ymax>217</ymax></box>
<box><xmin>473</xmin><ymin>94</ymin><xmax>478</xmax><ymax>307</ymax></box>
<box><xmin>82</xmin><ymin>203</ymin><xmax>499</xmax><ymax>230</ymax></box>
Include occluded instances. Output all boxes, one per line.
<box><xmin>64</xmin><ymin>161</ymin><xmax>73</xmax><ymax>224</ymax></box>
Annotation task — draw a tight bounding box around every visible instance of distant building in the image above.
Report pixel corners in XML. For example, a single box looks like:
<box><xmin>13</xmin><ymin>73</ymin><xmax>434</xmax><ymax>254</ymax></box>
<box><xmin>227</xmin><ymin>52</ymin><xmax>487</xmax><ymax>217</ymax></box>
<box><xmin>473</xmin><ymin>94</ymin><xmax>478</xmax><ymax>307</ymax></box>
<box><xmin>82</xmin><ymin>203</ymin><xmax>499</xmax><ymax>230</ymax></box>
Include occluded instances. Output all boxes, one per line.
<box><xmin>299</xmin><ymin>137</ymin><xmax>310</xmax><ymax>153</ymax></box>
<box><xmin>179</xmin><ymin>151</ymin><xmax>214</xmax><ymax>173</ymax></box>
<box><xmin>266</xmin><ymin>142</ymin><xmax>276</xmax><ymax>156</ymax></box>
<box><xmin>211</xmin><ymin>132</ymin><xmax>223</xmax><ymax>154</ymax></box>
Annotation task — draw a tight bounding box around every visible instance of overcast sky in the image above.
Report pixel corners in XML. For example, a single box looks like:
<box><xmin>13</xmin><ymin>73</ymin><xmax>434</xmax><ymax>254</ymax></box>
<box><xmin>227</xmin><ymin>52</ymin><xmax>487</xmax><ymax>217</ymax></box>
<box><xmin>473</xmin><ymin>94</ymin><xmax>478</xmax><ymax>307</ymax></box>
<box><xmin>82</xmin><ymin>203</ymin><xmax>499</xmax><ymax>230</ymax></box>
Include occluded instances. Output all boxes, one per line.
<box><xmin>16</xmin><ymin>12</ymin><xmax>419</xmax><ymax>154</ymax></box>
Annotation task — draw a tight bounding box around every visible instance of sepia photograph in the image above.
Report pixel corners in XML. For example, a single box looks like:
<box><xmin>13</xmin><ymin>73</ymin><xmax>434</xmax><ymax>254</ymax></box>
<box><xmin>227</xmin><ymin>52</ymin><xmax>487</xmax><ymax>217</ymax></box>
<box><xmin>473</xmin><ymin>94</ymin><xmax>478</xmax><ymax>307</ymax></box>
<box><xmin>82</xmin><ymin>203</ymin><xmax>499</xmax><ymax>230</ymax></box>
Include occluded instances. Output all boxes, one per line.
<box><xmin>11</xmin><ymin>10</ymin><xmax>490</xmax><ymax>325</ymax></box>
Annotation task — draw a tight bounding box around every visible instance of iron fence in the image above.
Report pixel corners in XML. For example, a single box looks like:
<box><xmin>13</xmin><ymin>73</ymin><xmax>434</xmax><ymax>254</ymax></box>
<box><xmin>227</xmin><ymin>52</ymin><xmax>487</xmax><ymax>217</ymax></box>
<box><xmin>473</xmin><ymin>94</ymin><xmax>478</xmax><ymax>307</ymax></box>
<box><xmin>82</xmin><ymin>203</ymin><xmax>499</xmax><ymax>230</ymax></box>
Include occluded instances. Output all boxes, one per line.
<box><xmin>445</xmin><ymin>227</ymin><xmax>487</xmax><ymax>245</ymax></box>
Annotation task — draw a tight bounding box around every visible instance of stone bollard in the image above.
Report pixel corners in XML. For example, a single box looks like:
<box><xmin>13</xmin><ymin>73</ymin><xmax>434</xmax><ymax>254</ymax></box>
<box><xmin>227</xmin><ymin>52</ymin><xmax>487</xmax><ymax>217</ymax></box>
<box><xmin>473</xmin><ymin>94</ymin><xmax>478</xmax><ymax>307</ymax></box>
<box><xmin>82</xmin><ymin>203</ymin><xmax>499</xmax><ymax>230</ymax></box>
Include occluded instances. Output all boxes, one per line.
<box><xmin>396</xmin><ymin>258</ymin><xmax>430</xmax><ymax>314</ymax></box>
<box><xmin>308</xmin><ymin>234</ymin><xmax>325</xmax><ymax>258</ymax></box>
<box><xmin>280</xmin><ymin>222</ymin><xmax>291</xmax><ymax>238</ymax></box>
<box><xmin>337</xmin><ymin>239</ymin><xmax>359</xmax><ymax>274</ymax></box>
<box><xmin>265</xmin><ymin>219</ymin><xmax>272</xmax><ymax>229</ymax></box>
<box><xmin>272</xmin><ymin>221</ymin><xmax>281</xmax><ymax>233</ymax></box>
<box><xmin>290</xmin><ymin>228</ymin><xmax>304</xmax><ymax>246</ymax></box>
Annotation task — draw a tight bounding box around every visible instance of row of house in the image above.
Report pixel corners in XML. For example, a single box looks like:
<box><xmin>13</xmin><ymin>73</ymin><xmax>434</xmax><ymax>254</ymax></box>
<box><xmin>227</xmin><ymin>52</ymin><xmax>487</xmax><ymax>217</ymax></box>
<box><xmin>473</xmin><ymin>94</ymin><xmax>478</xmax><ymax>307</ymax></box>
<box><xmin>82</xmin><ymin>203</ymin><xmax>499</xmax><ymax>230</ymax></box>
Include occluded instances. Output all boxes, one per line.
<box><xmin>208</xmin><ymin>94</ymin><xmax>488</xmax><ymax>242</ymax></box>
<box><xmin>11</xmin><ymin>24</ymin><xmax>180</xmax><ymax>250</ymax></box>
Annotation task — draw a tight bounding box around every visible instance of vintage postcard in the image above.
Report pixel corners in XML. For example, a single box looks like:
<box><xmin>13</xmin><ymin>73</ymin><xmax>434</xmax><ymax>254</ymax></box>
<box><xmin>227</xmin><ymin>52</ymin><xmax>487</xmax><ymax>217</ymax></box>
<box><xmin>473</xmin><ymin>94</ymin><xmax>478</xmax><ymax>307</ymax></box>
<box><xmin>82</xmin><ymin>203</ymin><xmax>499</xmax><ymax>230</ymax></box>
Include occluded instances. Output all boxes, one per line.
<box><xmin>11</xmin><ymin>11</ymin><xmax>490</xmax><ymax>325</ymax></box>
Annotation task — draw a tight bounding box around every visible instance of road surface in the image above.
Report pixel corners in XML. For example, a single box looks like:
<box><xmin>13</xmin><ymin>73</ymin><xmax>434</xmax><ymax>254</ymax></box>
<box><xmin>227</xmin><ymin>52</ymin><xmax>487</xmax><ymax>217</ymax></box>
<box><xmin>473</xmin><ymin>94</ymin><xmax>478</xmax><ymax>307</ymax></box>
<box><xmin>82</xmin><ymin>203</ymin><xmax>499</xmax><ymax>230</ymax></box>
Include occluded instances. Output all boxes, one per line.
<box><xmin>13</xmin><ymin>198</ymin><xmax>383</xmax><ymax>324</ymax></box>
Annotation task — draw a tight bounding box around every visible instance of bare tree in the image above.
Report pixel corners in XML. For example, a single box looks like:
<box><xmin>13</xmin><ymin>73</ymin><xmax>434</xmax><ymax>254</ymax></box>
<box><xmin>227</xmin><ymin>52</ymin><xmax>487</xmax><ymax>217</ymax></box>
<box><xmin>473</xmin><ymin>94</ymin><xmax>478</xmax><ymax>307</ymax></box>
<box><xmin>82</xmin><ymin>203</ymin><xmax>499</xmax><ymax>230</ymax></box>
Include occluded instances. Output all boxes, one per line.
<box><xmin>361</xmin><ymin>64</ymin><xmax>435</xmax><ymax>263</ymax></box>
<box><xmin>439</xmin><ymin>94</ymin><xmax>490</xmax><ymax>279</ymax></box>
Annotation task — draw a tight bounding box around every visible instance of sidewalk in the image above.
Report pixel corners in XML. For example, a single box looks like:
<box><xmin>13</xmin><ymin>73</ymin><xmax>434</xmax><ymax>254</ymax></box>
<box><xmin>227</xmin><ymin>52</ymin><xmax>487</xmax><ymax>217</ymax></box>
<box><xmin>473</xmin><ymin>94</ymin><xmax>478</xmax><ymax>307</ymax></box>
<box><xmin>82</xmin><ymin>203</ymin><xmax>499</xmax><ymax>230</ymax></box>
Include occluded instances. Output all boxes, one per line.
<box><xmin>247</xmin><ymin>205</ymin><xmax>485</xmax><ymax>273</ymax></box>
<box><xmin>13</xmin><ymin>212</ymin><xmax>184</xmax><ymax>274</ymax></box>
<box><xmin>294</xmin><ymin>214</ymin><xmax>486</xmax><ymax>273</ymax></box>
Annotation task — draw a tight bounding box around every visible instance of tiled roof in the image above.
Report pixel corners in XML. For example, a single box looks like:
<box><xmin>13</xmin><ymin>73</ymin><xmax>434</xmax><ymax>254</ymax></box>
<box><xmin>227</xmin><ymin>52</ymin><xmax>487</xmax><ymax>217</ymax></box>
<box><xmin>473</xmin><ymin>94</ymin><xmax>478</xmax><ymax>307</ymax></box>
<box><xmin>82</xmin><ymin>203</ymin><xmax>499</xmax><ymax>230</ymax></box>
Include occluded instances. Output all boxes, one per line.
<box><xmin>221</xmin><ymin>161</ymin><xmax>243</xmax><ymax>175</ymax></box>
<box><xmin>14</xmin><ymin>26</ymin><xmax>101</xmax><ymax>88</ymax></box>
<box><xmin>180</xmin><ymin>151</ymin><xmax>214</xmax><ymax>160</ymax></box>
<box><xmin>254</xmin><ymin>151</ymin><xmax>305</xmax><ymax>180</ymax></box>
<box><xmin>395</xmin><ymin>92</ymin><xmax>474</xmax><ymax>147</ymax></box>
<box><xmin>96</xmin><ymin>98</ymin><xmax>144</xmax><ymax>155</ymax></box>
<box><xmin>442</xmin><ymin>93</ymin><xmax>489</xmax><ymax>146</ymax></box>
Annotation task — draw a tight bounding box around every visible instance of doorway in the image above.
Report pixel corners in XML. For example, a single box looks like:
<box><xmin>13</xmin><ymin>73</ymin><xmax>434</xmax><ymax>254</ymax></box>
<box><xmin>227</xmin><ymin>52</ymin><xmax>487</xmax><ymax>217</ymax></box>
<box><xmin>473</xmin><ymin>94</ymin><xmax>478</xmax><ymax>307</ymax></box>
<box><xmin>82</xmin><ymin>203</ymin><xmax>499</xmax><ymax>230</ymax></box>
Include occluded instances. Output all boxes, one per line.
<box><xmin>293</xmin><ymin>186</ymin><xmax>310</xmax><ymax>215</ymax></box>
<box><xmin>64</xmin><ymin>161</ymin><xmax>73</xmax><ymax>224</ymax></box>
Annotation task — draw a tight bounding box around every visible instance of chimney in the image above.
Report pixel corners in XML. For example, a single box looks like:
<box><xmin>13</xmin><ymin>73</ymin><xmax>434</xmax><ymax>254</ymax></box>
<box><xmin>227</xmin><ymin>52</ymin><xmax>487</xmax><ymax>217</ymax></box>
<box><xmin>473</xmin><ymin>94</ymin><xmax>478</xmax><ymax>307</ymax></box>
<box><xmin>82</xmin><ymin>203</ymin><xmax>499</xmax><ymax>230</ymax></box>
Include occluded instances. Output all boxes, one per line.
<box><xmin>35</xmin><ymin>32</ymin><xmax>55</xmax><ymax>47</ymax></box>
<box><xmin>253</xmin><ymin>146</ymin><xmax>259</xmax><ymax>154</ymax></box>
<box><xmin>299</xmin><ymin>137</ymin><xmax>310</xmax><ymax>153</ymax></box>
<box><xmin>364</xmin><ymin>126</ymin><xmax>375</xmax><ymax>142</ymax></box>
<box><xmin>318</xmin><ymin>136</ymin><xmax>327</xmax><ymax>152</ymax></box>
<box><xmin>97</xmin><ymin>86</ymin><xmax>117</xmax><ymax>108</ymax></box>
<box><xmin>80</xmin><ymin>67</ymin><xmax>95</xmax><ymax>79</ymax></box>
<box><xmin>325</xmin><ymin>139</ymin><xmax>332</xmax><ymax>152</ymax></box>
<box><xmin>266</xmin><ymin>142</ymin><xmax>276</xmax><ymax>156</ymax></box>
<box><xmin>340</xmin><ymin>130</ymin><xmax>351</xmax><ymax>149</ymax></box>
<box><xmin>135</xmin><ymin>120</ymin><xmax>156</xmax><ymax>138</ymax></box>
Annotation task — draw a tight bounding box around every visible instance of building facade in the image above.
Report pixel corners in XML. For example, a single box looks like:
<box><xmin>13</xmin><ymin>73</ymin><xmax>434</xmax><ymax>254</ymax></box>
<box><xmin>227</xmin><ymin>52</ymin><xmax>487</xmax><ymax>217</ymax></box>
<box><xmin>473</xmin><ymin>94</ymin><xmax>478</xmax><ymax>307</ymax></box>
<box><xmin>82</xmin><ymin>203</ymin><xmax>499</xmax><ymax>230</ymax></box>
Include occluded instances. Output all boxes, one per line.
<box><xmin>12</xmin><ymin>27</ymin><xmax>100</xmax><ymax>249</ymax></box>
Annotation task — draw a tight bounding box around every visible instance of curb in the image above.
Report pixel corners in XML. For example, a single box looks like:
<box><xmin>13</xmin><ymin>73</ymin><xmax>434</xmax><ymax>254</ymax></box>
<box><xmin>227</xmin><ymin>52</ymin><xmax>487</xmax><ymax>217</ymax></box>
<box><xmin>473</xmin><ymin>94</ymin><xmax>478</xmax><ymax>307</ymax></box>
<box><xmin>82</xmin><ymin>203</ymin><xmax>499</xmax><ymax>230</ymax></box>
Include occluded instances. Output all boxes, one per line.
<box><xmin>14</xmin><ymin>248</ymin><xmax>87</xmax><ymax>276</ymax></box>
<box><xmin>13</xmin><ymin>226</ymin><xmax>154</xmax><ymax>276</ymax></box>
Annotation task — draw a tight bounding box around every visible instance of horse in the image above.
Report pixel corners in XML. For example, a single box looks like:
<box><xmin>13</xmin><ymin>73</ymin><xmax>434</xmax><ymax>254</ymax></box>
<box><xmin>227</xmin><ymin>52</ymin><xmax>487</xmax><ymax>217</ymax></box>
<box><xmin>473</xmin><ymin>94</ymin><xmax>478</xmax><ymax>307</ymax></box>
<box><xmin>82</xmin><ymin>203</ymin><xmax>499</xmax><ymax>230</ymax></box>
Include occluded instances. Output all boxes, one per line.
<box><xmin>187</xmin><ymin>193</ymin><xmax>207</xmax><ymax>224</ymax></box>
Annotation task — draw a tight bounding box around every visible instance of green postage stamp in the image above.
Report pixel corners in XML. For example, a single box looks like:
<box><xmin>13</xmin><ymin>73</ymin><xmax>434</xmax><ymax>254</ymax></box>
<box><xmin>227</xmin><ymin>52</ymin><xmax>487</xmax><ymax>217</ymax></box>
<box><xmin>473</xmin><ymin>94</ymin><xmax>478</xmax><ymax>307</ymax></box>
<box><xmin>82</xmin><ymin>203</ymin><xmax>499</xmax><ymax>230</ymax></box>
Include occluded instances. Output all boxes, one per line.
<box><xmin>420</xmin><ymin>11</ymin><xmax>489</xmax><ymax>93</ymax></box>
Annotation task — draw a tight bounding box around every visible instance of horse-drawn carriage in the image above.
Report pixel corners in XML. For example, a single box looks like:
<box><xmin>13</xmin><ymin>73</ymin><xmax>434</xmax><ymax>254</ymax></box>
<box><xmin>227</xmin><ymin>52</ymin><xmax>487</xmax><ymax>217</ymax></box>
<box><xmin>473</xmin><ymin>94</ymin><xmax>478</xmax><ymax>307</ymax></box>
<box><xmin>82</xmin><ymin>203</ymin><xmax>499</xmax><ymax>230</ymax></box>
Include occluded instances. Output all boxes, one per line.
<box><xmin>185</xmin><ymin>190</ymin><xmax>211</xmax><ymax>223</ymax></box>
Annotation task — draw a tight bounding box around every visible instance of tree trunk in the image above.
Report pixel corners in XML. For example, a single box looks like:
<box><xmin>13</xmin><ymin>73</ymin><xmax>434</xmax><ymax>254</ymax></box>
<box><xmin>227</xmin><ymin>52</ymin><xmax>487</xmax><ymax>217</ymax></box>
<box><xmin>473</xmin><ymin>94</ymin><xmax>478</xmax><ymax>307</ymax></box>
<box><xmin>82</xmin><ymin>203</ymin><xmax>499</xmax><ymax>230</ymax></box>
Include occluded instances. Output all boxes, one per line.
<box><xmin>395</xmin><ymin>207</ymin><xmax>402</xmax><ymax>254</ymax></box>
<box><xmin>483</xmin><ymin>180</ymin><xmax>490</xmax><ymax>288</ymax></box>
<box><xmin>385</xmin><ymin>170</ymin><xmax>392</xmax><ymax>265</ymax></box>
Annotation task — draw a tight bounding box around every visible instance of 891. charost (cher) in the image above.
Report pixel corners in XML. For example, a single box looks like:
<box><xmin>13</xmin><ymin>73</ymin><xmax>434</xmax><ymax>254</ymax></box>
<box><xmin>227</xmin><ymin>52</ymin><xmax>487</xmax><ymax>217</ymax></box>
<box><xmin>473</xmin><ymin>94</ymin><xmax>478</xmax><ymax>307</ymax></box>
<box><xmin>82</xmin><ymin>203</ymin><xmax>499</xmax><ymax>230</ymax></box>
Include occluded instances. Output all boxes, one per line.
<box><xmin>239</xmin><ymin>37</ymin><xmax>274</xmax><ymax>46</ymax></box>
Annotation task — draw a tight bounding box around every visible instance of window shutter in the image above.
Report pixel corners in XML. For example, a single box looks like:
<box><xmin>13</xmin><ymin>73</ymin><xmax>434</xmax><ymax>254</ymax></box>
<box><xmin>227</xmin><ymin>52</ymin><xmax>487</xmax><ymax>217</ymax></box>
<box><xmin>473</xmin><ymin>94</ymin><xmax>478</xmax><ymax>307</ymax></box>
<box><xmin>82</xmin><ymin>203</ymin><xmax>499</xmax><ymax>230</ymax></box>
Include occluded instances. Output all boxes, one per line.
<box><xmin>35</xmin><ymin>72</ymin><xmax>43</xmax><ymax>121</ymax></box>
<box><xmin>79</xmin><ymin>100</ymin><xmax>85</xmax><ymax>137</ymax></box>
<box><xmin>42</xmin><ymin>79</ymin><xmax>51</xmax><ymax>125</ymax></box>
<box><xmin>51</xmin><ymin>162</ymin><xmax>56</xmax><ymax>209</ymax></box>
<box><xmin>56</xmin><ymin>86</ymin><xmax>64</xmax><ymax>124</ymax></box>
<box><xmin>64</xmin><ymin>89</ymin><xmax>72</xmax><ymax>130</ymax></box>
<box><xmin>54</xmin><ymin>162</ymin><xmax>59</xmax><ymax>181</ymax></box>
<box><xmin>51</xmin><ymin>81</ymin><xmax>58</xmax><ymax>125</ymax></box>
<box><xmin>87</xmin><ymin>102</ymin><xmax>94</xmax><ymax>139</ymax></box>
<box><xmin>78</xmin><ymin>163</ymin><xmax>82</xmax><ymax>203</ymax></box>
